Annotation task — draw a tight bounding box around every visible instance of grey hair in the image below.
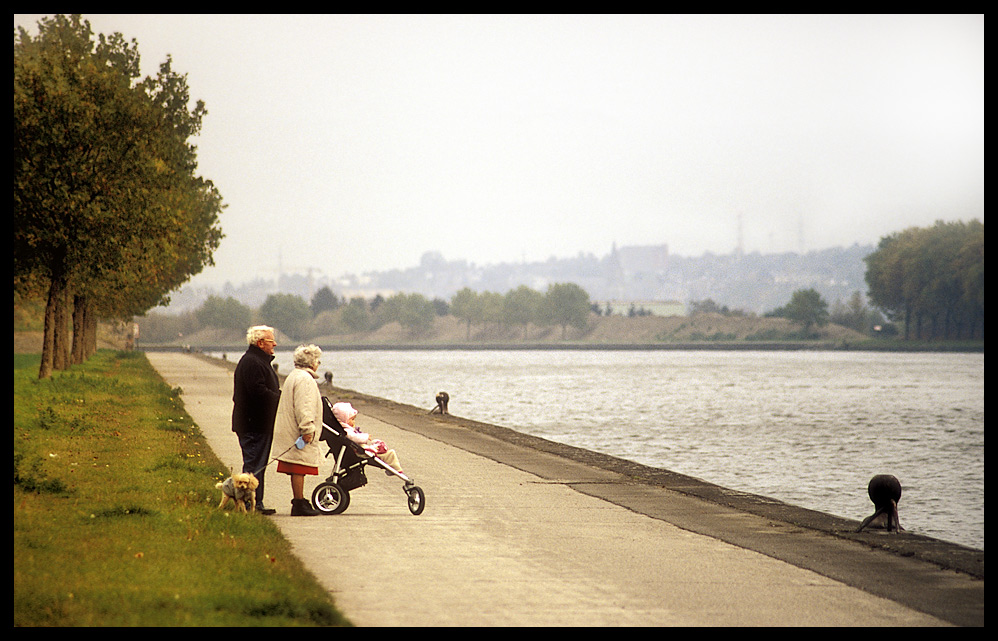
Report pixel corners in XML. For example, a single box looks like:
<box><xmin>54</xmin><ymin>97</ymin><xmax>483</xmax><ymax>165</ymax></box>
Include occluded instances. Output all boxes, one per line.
<box><xmin>245</xmin><ymin>325</ymin><xmax>274</xmax><ymax>346</ymax></box>
<box><xmin>293</xmin><ymin>344</ymin><xmax>322</xmax><ymax>370</ymax></box>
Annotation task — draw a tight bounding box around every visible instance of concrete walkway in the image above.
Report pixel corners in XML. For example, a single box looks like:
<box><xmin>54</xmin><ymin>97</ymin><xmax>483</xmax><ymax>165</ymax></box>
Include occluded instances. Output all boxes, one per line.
<box><xmin>147</xmin><ymin>352</ymin><xmax>982</xmax><ymax>626</ymax></box>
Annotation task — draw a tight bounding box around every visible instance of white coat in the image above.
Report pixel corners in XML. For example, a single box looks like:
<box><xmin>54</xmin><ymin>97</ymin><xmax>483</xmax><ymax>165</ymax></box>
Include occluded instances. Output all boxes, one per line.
<box><xmin>272</xmin><ymin>367</ymin><xmax>323</xmax><ymax>469</ymax></box>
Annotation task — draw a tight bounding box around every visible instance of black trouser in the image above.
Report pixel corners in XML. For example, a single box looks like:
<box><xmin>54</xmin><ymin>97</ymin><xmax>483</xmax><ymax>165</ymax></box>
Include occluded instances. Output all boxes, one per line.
<box><xmin>237</xmin><ymin>430</ymin><xmax>273</xmax><ymax>508</ymax></box>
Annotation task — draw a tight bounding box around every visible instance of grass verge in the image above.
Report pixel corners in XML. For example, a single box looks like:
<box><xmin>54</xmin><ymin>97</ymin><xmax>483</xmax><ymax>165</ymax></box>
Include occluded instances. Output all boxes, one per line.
<box><xmin>13</xmin><ymin>350</ymin><xmax>351</xmax><ymax>626</ymax></box>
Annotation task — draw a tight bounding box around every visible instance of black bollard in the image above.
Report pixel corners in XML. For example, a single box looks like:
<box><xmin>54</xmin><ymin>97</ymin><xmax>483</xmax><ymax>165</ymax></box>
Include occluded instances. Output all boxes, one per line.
<box><xmin>856</xmin><ymin>474</ymin><xmax>903</xmax><ymax>533</ymax></box>
<box><xmin>430</xmin><ymin>391</ymin><xmax>449</xmax><ymax>415</ymax></box>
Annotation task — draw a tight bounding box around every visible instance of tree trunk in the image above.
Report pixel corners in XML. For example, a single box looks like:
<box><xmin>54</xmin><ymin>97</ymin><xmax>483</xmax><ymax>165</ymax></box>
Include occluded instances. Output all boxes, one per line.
<box><xmin>53</xmin><ymin>285</ymin><xmax>71</xmax><ymax>371</ymax></box>
<box><xmin>72</xmin><ymin>294</ymin><xmax>87</xmax><ymax>365</ymax></box>
<box><xmin>39</xmin><ymin>270</ymin><xmax>68</xmax><ymax>379</ymax></box>
<box><xmin>39</xmin><ymin>294</ymin><xmax>56</xmax><ymax>380</ymax></box>
<box><xmin>85</xmin><ymin>300</ymin><xmax>99</xmax><ymax>358</ymax></box>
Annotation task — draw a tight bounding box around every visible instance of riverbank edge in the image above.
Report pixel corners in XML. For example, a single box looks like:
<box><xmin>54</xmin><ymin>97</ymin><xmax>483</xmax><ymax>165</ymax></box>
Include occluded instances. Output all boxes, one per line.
<box><xmin>187</xmin><ymin>350</ymin><xmax>983</xmax><ymax>581</ymax></box>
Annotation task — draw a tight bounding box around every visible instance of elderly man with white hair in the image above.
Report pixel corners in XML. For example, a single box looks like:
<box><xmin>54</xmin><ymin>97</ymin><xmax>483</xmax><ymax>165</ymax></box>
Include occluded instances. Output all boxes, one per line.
<box><xmin>231</xmin><ymin>325</ymin><xmax>281</xmax><ymax>514</ymax></box>
<box><xmin>272</xmin><ymin>343</ymin><xmax>325</xmax><ymax>516</ymax></box>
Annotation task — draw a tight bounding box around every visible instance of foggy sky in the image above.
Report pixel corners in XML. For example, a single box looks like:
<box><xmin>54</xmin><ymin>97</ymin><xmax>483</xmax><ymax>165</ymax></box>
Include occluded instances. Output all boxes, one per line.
<box><xmin>14</xmin><ymin>14</ymin><xmax>984</xmax><ymax>287</ymax></box>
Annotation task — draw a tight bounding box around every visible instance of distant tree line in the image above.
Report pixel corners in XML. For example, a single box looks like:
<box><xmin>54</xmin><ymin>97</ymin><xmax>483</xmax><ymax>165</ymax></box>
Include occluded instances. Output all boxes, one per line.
<box><xmin>591</xmin><ymin>302</ymin><xmax>658</xmax><ymax>317</ymax></box>
<box><xmin>143</xmin><ymin>282</ymin><xmax>593</xmax><ymax>343</ymax></box>
<box><xmin>138</xmin><ymin>220</ymin><xmax>983</xmax><ymax>345</ymax></box>
<box><xmin>451</xmin><ymin>283</ymin><xmax>591</xmax><ymax>340</ymax></box>
<box><xmin>687</xmin><ymin>299</ymin><xmax>749</xmax><ymax>317</ymax></box>
<box><xmin>185</xmin><ymin>289</ymin><xmax>442</xmax><ymax>341</ymax></box>
<box><xmin>692</xmin><ymin>290</ymin><xmax>889</xmax><ymax>338</ymax></box>
<box><xmin>757</xmin><ymin>219</ymin><xmax>983</xmax><ymax>341</ymax></box>
<box><xmin>864</xmin><ymin>220</ymin><xmax>983</xmax><ymax>340</ymax></box>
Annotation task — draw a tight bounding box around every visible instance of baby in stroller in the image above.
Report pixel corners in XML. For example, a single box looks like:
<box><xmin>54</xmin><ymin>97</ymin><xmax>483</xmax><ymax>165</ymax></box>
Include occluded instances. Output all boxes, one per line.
<box><xmin>331</xmin><ymin>402</ymin><xmax>404</xmax><ymax>476</ymax></box>
<box><xmin>312</xmin><ymin>398</ymin><xmax>425</xmax><ymax>516</ymax></box>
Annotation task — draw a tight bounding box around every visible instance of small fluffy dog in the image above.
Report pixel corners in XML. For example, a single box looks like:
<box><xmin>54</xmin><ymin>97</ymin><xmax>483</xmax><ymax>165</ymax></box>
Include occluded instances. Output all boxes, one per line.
<box><xmin>216</xmin><ymin>472</ymin><xmax>259</xmax><ymax>513</ymax></box>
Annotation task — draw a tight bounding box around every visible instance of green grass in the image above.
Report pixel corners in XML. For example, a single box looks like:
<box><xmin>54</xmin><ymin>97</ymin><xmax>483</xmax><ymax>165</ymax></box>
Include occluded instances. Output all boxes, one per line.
<box><xmin>13</xmin><ymin>350</ymin><xmax>351</xmax><ymax>627</ymax></box>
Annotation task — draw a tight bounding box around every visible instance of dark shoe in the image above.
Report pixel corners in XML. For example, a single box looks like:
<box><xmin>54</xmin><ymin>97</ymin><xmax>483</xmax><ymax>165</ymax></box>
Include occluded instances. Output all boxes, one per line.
<box><xmin>290</xmin><ymin>498</ymin><xmax>319</xmax><ymax>516</ymax></box>
<box><xmin>255</xmin><ymin>506</ymin><xmax>277</xmax><ymax>515</ymax></box>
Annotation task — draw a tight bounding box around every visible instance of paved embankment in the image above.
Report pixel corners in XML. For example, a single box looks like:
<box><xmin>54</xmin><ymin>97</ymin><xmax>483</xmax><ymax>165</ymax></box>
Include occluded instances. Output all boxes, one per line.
<box><xmin>147</xmin><ymin>352</ymin><xmax>983</xmax><ymax>627</ymax></box>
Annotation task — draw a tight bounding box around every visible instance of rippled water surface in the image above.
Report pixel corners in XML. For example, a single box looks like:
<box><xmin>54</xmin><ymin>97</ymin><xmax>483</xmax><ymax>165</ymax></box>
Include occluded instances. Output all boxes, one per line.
<box><xmin>251</xmin><ymin>349</ymin><xmax>983</xmax><ymax>550</ymax></box>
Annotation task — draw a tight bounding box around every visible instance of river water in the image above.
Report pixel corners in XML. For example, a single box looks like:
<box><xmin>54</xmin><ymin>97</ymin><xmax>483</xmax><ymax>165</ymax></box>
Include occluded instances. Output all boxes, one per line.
<box><xmin>238</xmin><ymin>348</ymin><xmax>983</xmax><ymax>551</ymax></box>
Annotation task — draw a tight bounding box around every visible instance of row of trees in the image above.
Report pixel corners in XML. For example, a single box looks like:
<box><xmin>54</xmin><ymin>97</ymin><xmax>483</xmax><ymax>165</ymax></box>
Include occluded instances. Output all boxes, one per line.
<box><xmin>691</xmin><ymin>291</ymin><xmax>888</xmax><ymax>337</ymax></box>
<box><xmin>451</xmin><ymin>283</ymin><xmax>591</xmax><ymax>339</ymax></box>
<box><xmin>189</xmin><ymin>289</ymin><xmax>440</xmax><ymax>341</ymax></box>
<box><xmin>14</xmin><ymin>15</ymin><xmax>224</xmax><ymax>378</ymax></box>
<box><xmin>161</xmin><ymin>282</ymin><xmax>594</xmax><ymax>343</ymax></box>
<box><xmin>864</xmin><ymin>220</ymin><xmax>984</xmax><ymax>340</ymax></box>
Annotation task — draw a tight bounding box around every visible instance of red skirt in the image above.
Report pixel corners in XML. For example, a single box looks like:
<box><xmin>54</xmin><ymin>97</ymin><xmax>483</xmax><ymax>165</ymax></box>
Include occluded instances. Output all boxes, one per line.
<box><xmin>277</xmin><ymin>461</ymin><xmax>319</xmax><ymax>475</ymax></box>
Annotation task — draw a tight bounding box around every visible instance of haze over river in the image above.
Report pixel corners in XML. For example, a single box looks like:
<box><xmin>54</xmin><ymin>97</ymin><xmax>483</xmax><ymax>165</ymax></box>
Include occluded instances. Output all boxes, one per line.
<box><xmin>237</xmin><ymin>348</ymin><xmax>983</xmax><ymax>551</ymax></box>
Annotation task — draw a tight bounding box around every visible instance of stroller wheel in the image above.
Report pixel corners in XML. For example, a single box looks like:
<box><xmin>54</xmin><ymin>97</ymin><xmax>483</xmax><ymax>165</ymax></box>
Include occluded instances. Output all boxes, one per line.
<box><xmin>406</xmin><ymin>485</ymin><xmax>425</xmax><ymax>516</ymax></box>
<box><xmin>312</xmin><ymin>482</ymin><xmax>350</xmax><ymax>515</ymax></box>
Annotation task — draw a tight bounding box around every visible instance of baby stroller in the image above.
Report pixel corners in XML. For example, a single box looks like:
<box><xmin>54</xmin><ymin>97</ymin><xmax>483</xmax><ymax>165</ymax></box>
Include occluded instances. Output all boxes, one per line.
<box><xmin>311</xmin><ymin>397</ymin><xmax>425</xmax><ymax>516</ymax></box>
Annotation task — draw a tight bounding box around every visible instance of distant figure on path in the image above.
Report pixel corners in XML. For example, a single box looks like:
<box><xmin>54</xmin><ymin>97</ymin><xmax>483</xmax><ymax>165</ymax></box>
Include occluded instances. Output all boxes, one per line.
<box><xmin>231</xmin><ymin>325</ymin><xmax>281</xmax><ymax>515</ymax></box>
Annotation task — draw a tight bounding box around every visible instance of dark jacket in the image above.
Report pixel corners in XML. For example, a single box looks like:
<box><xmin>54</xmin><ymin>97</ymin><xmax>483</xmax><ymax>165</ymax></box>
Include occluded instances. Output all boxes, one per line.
<box><xmin>231</xmin><ymin>344</ymin><xmax>281</xmax><ymax>434</ymax></box>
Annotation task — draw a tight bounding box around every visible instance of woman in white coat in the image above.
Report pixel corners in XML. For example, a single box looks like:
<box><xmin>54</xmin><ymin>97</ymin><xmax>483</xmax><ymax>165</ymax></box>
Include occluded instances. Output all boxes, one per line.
<box><xmin>272</xmin><ymin>344</ymin><xmax>324</xmax><ymax>516</ymax></box>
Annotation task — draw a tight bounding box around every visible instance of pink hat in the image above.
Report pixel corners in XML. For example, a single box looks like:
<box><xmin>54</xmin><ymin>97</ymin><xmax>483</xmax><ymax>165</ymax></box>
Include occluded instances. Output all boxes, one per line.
<box><xmin>332</xmin><ymin>402</ymin><xmax>358</xmax><ymax>425</ymax></box>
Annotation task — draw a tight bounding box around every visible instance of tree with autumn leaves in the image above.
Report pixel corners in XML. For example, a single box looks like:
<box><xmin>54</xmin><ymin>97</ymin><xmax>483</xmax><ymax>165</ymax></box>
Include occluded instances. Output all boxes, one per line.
<box><xmin>14</xmin><ymin>15</ymin><xmax>224</xmax><ymax>378</ymax></box>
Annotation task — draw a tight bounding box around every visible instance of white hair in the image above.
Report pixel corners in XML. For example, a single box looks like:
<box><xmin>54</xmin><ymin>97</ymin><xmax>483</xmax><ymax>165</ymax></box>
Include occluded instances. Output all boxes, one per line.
<box><xmin>245</xmin><ymin>325</ymin><xmax>274</xmax><ymax>346</ymax></box>
<box><xmin>293</xmin><ymin>344</ymin><xmax>322</xmax><ymax>370</ymax></box>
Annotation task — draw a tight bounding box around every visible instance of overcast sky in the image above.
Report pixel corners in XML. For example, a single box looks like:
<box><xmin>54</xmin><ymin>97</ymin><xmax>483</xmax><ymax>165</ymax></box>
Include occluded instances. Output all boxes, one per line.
<box><xmin>14</xmin><ymin>14</ymin><xmax>984</xmax><ymax>288</ymax></box>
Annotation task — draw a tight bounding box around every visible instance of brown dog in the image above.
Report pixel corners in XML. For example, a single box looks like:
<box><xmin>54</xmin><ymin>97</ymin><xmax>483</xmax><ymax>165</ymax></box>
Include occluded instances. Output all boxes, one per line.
<box><xmin>216</xmin><ymin>473</ymin><xmax>260</xmax><ymax>513</ymax></box>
